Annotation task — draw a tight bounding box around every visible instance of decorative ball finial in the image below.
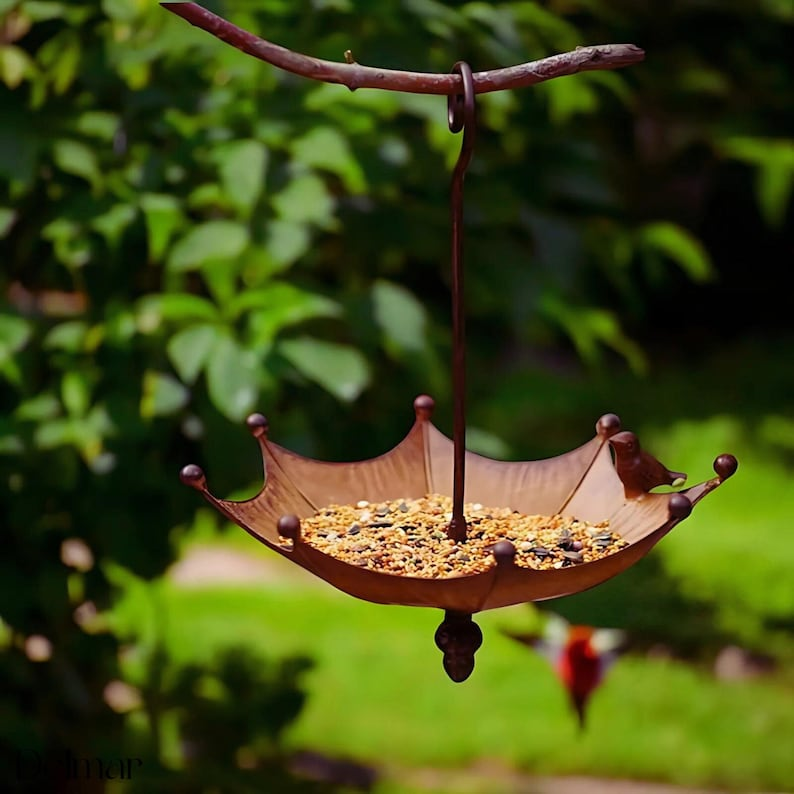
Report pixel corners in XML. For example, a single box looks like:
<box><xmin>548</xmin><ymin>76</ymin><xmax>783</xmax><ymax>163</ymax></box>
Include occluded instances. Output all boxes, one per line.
<box><xmin>277</xmin><ymin>514</ymin><xmax>302</xmax><ymax>541</ymax></box>
<box><xmin>492</xmin><ymin>540</ymin><xmax>516</xmax><ymax>567</ymax></box>
<box><xmin>596</xmin><ymin>413</ymin><xmax>621</xmax><ymax>438</ymax></box>
<box><xmin>714</xmin><ymin>454</ymin><xmax>738</xmax><ymax>480</ymax></box>
<box><xmin>246</xmin><ymin>413</ymin><xmax>269</xmax><ymax>438</ymax></box>
<box><xmin>413</xmin><ymin>394</ymin><xmax>435</xmax><ymax>421</ymax></box>
<box><xmin>668</xmin><ymin>493</ymin><xmax>692</xmax><ymax>520</ymax></box>
<box><xmin>179</xmin><ymin>464</ymin><xmax>206</xmax><ymax>490</ymax></box>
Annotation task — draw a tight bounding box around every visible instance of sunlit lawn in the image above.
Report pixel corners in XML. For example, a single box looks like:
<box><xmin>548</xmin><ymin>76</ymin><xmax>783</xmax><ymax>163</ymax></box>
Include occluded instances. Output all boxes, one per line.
<box><xmin>112</xmin><ymin>414</ymin><xmax>794</xmax><ymax>792</ymax></box>
<box><xmin>113</xmin><ymin>576</ymin><xmax>794</xmax><ymax>792</ymax></box>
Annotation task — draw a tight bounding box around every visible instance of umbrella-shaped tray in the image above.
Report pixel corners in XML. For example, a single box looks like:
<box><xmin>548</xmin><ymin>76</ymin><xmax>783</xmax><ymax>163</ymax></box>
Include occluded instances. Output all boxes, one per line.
<box><xmin>180</xmin><ymin>398</ymin><xmax>736</xmax><ymax>681</ymax></box>
<box><xmin>166</xmin><ymin>3</ymin><xmax>738</xmax><ymax>681</ymax></box>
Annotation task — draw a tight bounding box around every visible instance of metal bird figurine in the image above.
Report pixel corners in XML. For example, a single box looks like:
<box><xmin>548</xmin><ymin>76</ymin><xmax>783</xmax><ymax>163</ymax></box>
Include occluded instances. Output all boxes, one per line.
<box><xmin>608</xmin><ymin>430</ymin><xmax>686</xmax><ymax>499</ymax></box>
<box><xmin>502</xmin><ymin>613</ymin><xmax>626</xmax><ymax>729</ymax></box>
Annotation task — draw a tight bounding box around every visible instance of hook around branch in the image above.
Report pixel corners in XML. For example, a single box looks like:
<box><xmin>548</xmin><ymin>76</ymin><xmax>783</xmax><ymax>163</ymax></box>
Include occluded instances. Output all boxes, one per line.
<box><xmin>448</xmin><ymin>61</ymin><xmax>476</xmax><ymax>139</ymax></box>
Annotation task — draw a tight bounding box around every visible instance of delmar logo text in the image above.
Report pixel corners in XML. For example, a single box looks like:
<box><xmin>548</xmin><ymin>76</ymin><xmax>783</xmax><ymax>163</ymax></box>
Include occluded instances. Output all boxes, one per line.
<box><xmin>12</xmin><ymin>747</ymin><xmax>143</xmax><ymax>784</ymax></box>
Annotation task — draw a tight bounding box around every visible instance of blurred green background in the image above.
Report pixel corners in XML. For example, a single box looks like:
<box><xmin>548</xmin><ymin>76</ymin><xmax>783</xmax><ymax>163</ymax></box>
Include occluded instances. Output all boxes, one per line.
<box><xmin>1</xmin><ymin>0</ymin><xmax>793</xmax><ymax>792</ymax></box>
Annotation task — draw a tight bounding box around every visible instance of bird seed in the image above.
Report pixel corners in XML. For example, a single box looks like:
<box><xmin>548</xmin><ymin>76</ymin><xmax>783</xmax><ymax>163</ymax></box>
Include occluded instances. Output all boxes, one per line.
<box><xmin>283</xmin><ymin>495</ymin><xmax>627</xmax><ymax>579</ymax></box>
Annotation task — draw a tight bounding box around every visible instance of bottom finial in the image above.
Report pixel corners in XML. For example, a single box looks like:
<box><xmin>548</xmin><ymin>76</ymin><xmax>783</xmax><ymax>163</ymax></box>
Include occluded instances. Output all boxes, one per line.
<box><xmin>435</xmin><ymin>611</ymin><xmax>483</xmax><ymax>682</ymax></box>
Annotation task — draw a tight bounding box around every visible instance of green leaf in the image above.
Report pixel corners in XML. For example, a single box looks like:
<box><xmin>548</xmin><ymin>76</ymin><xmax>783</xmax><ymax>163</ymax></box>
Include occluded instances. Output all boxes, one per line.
<box><xmin>637</xmin><ymin>222</ymin><xmax>714</xmax><ymax>283</ymax></box>
<box><xmin>278</xmin><ymin>337</ymin><xmax>370</xmax><ymax>402</ymax></box>
<box><xmin>0</xmin><ymin>207</ymin><xmax>16</xmax><ymax>238</ymax></box>
<box><xmin>719</xmin><ymin>137</ymin><xmax>794</xmax><ymax>228</ymax></box>
<box><xmin>140</xmin><ymin>193</ymin><xmax>184</xmax><ymax>263</ymax></box>
<box><xmin>49</xmin><ymin>30</ymin><xmax>80</xmax><ymax>94</ymax></box>
<box><xmin>272</xmin><ymin>173</ymin><xmax>336</xmax><ymax>229</ymax></box>
<box><xmin>75</xmin><ymin>111</ymin><xmax>119</xmax><ymax>141</ymax></box>
<box><xmin>140</xmin><ymin>371</ymin><xmax>190</xmax><ymax>418</ymax></box>
<box><xmin>16</xmin><ymin>393</ymin><xmax>61</xmax><ymax>422</ymax></box>
<box><xmin>167</xmin><ymin>324</ymin><xmax>219</xmax><ymax>385</ymax></box>
<box><xmin>538</xmin><ymin>78</ymin><xmax>599</xmax><ymax>125</ymax></box>
<box><xmin>372</xmin><ymin>279</ymin><xmax>427</xmax><ymax>356</ymax></box>
<box><xmin>33</xmin><ymin>410</ymin><xmax>111</xmax><ymax>459</ymax></box>
<box><xmin>403</xmin><ymin>0</ymin><xmax>465</xmax><ymax>36</ymax></box>
<box><xmin>105</xmin><ymin>306</ymin><xmax>137</xmax><ymax>345</ymax></box>
<box><xmin>83</xmin><ymin>404</ymin><xmax>114</xmax><ymax>444</ymax></box>
<box><xmin>0</xmin><ymin>313</ymin><xmax>31</xmax><ymax>362</ymax></box>
<box><xmin>214</xmin><ymin>139</ymin><xmax>268</xmax><ymax>216</ymax></box>
<box><xmin>206</xmin><ymin>335</ymin><xmax>260</xmax><ymax>421</ymax></box>
<box><xmin>0</xmin><ymin>45</ymin><xmax>34</xmax><ymax>89</ymax></box>
<box><xmin>167</xmin><ymin>220</ymin><xmax>249</xmax><ymax>271</ymax></box>
<box><xmin>136</xmin><ymin>294</ymin><xmax>219</xmax><ymax>332</ymax></box>
<box><xmin>465</xmin><ymin>427</ymin><xmax>511</xmax><ymax>459</ymax></box>
<box><xmin>44</xmin><ymin>320</ymin><xmax>88</xmax><ymax>352</ymax></box>
<box><xmin>540</xmin><ymin>294</ymin><xmax>647</xmax><ymax>374</ymax></box>
<box><xmin>509</xmin><ymin>2</ymin><xmax>580</xmax><ymax>45</ymax></box>
<box><xmin>52</xmin><ymin>139</ymin><xmax>101</xmax><ymax>189</ymax></box>
<box><xmin>91</xmin><ymin>203</ymin><xmax>137</xmax><ymax>247</ymax></box>
<box><xmin>0</xmin><ymin>432</ymin><xmax>23</xmax><ymax>454</ymax></box>
<box><xmin>25</xmin><ymin>2</ymin><xmax>72</xmax><ymax>23</ymax></box>
<box><xmin>61</xmin><ymin>370</ymin><xmax>90</xmax><ymax>417</ymax></box>
<box><xmin>264</xmin><ymin>220</ymin><xmax>311</xmax><ymax>270</ymax></box>
<box><xmin>202</xmin><ymin>259</ymin><xmax>237</xmax><ymax>311</ymax></box>
<box><xmin>187</xmin><ymin>183</ymin><xmax>229</xmax><ymax>212</ymax></box>
<box><xmin>757</xmin><ymin>166</ymin><xmax>793</xmax><ymax>229</ymax></box>
<box><xmin>34</xmin><ymin>417</ymin><xmax>79</xmax><ymax>449</ymax></box>
<box><xmin>231</xmin><ymin>283</ymin><xmax>341</xmax><ymax>346</ymax></box>
<box><xmin>41</xmin><ymin>217</ymin><xmax>91</xmax><ymax>268</ymax></box>
<box><xmin>101</xmin><ymin>0</ymin><xmax>142</xmax><ymax>21</ymax></box>
<box><xmin>304</xmin><ymin>81</ymin><xmax>400</xmax><ymax>118</ymax></box>
<box><xmin>290</xmin><ymin>127</ymin><xmax>366</xmax><ymax>193</ymax></box>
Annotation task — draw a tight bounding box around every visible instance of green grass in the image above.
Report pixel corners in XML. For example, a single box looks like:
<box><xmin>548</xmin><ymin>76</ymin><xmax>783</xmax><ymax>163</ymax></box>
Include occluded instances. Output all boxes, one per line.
<box><xmin>112</xmin><ymin>575</ymin><xmax>794</xmax><ymax>792</ymax></box>
<box><xmin>648</xmin><ymin>417</ymin><xmax>794</xmax><ymax>641</ymax></box>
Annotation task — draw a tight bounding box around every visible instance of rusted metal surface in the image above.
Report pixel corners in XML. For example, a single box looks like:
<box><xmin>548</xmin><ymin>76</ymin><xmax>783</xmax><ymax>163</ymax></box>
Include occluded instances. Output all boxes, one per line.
<box><xmin>180</xmin><ymin>396</ymin><xmax>736</xmax><ymax>614</ymax></box>
<box><xmin>447</xmin><ymin>61</ymin><xmax>476</xmax><ymax>543</ymax></box>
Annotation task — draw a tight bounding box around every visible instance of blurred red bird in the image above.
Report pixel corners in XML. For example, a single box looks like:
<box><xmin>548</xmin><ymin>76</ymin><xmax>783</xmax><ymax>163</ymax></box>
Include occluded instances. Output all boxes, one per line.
<box><xmin>502</xmin><ymin>614</ymin><xmax>626</xmax><ymax>728</ymax></box>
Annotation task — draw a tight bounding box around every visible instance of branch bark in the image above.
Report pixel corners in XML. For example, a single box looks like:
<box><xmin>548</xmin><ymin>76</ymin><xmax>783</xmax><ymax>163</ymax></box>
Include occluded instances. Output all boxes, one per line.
<box><xmin>161</xmin><ymin>2</ymin><xmax>644</xmax><ymax>95</ymax></box>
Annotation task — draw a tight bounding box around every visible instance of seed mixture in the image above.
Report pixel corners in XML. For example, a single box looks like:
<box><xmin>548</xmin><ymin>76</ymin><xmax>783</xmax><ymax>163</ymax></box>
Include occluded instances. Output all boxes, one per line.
<box><xmin>283</xmin><ymin>494</ymin><xmax>627</xmax><ymax>578</ymax></box>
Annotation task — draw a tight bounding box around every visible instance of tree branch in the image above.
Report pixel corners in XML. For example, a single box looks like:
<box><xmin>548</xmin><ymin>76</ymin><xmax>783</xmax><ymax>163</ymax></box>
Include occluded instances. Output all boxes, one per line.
<box><xmin>161</xmin><ymin>2</ymin><xmax>644</xmax><ymax>95</ymax></box>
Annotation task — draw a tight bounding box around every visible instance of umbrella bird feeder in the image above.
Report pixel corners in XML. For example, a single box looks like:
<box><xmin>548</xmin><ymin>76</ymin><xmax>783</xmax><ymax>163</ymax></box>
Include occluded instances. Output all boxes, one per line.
<box><xmin>166</xmin><ymin>3</ymin><xmax>737</xmax><ymax>681</ymax></box>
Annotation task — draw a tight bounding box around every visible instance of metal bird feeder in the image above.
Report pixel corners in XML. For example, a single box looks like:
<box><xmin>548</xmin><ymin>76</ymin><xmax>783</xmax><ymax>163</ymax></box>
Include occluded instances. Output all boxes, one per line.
<box><xmin>168</xmin><ymin>3</ymin><xmax>737</xmax><ymax>682</ymax></box>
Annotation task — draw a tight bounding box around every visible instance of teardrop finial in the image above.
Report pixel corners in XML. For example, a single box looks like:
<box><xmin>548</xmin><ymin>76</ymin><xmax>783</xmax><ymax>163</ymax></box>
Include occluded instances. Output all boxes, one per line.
<box><xmin>434</xmin><ymin>611</ymin><xmax>483</xmax><ymax>683</ymax></box>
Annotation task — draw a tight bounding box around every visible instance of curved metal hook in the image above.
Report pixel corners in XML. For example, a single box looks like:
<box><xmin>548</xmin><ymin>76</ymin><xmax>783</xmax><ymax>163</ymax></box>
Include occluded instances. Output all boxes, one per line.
<box><xmin>448</xmin><ymin>61</ymin><xmax>476</xmax><ymax>155</ymax></box>
<box><xmin>446</xmin><ymin>62</ymin><xmax>477</xmax><ymax>543</ymax></box>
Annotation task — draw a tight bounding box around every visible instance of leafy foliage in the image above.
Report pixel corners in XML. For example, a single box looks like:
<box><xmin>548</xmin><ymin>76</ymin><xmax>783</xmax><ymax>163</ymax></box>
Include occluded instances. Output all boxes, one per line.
<box><xmin>0</xmin><ymin>0</ymin><xmax>792</xmax><ymax>790</ymax></box>
<box><xmin>120</xmin><ymin>643</ymin><xmax>337</xmax><ymax>793</ymax></box>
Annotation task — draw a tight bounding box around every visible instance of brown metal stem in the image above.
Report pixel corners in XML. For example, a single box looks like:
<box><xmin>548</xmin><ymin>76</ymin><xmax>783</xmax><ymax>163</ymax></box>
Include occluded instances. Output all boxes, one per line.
<box><xmin>446</xmin><ymin>63</ymin><xmax>476</xmax><ymax>543</ymax></box>
<box><xmin>160</xmin><ymin>2</ymin><xmax>644</xmax><ymax>95</ymax></box>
